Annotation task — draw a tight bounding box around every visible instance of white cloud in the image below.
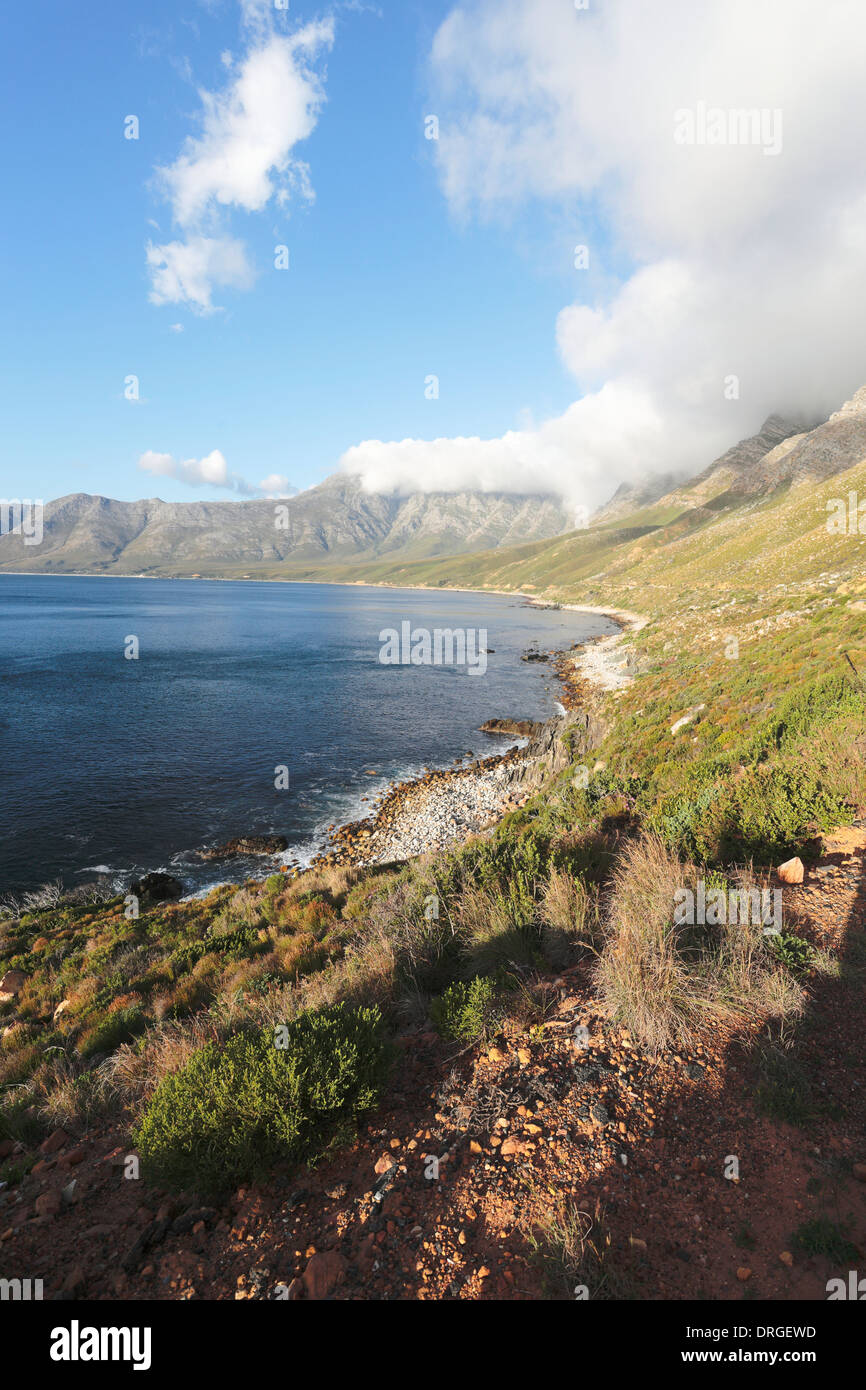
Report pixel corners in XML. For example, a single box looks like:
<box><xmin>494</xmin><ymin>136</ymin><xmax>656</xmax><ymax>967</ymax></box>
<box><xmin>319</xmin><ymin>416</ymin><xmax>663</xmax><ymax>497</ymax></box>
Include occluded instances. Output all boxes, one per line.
<box><xmin>258</xmin><ymin>473</ymin><xmax>296</xmax><ymax>497</ymax></box>
<box><xmin>146</xmin><ymin>13</ymin><xmax>334</xmax><ymax>310</ymax></box>
<box><xmin>146</xmin><ymin>235</ymin><xmax>255</xmax><ymax>313</ymax></box>
<box><xmin>138</xmin><ymin>449</ymin><xmax>294</xmax><ymax>498</ymax></box>
<box><xmin>343</xmin><ymin>0</ymin><xmax>866</xmax><ymax>513</ymax></box>
<box><xmin>342</xmin><ymin>383</ymin><xmax>728</xmax><ymax>510</ymax></box>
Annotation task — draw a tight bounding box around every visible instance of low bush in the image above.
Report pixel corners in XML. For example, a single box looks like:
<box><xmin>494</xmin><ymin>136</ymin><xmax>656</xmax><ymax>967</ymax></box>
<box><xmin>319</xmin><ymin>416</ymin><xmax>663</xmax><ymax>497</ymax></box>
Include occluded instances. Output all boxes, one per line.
<box><xmin>430</xmin><ymin>977</ymin><xmax>496</xmax><ymax>1041</ymax></box>
<box><xmin>134</xmin><ymin>1002</ymin><xmax>388</xmax><ymax>1194</ymax></box>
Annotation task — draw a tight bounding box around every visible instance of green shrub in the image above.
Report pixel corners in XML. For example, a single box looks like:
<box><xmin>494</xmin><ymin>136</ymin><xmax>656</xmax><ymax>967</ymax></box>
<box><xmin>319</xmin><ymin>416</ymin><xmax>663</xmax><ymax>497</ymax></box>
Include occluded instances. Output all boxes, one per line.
<box><xmin>768</xmin><ymin>933</ymin><xmax>814</xmax><ymax>974</ymax></box>
<box><xmin>754</xmin><ymin>1042</ymin><xmax>815</xmax><ymax>1127</ymax></box>
<box><xmin>134</xmin><ymin>1003</ymin><xmax>388</xmax><ymax>1194</ymax></box>
<box><xmin>458</xmin><ymin>829</ymin><xmax>547</xmax><ymax>927</ymax></box>
<box><xmin>430</xmin><ymin>977</ymin><xmax>495</xmax><ymax>1041</ymax></box>
<box><xmin>78</xmin><ymin>1004</ymin><xmax>146</xmax><ymax>1059</ymax></box>
<box><xmin>749</xmin><ymin>676</ymin><xmax>861</xmax><ymax>762</ymax></box>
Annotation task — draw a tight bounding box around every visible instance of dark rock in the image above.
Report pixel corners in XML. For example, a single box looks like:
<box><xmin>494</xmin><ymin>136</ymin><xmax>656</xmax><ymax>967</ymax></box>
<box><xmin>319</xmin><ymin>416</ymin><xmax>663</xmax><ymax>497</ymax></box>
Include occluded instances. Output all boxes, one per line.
<box><xmin>122</xmin><ymin>1214</ymin><xmax>173</xmax><ymax>1273</ymax></box>
<box><xmin>479</xmin><ymin>718</ymin><xmax>541</xmax><ymax>737</ymax></box>
<box><xmin>130</xmin><ymin>872</ymin><xmax>184</xmax><ymax>902</ymax></box>
<box><xmin>170</xmin><ymin>1206</ymin><xmax>218</xmax><ymax>1236</ymax></box>
<box><xmin>199</xmin><ymin>835</ymin><xmax>289</xmax><ymax>861</ymax></box>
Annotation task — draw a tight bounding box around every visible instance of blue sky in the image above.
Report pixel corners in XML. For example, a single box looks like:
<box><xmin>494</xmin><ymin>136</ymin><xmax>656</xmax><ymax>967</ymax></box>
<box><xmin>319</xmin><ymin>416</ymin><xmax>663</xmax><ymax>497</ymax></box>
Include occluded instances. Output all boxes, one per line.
<box><xmin>0</xmin><ymin>0</ymin><xmax>588</xmax><ymax>504</ymax></box>
<box><xmin>3</xmin><ymin>1</ymin><xmax>865</xmax><ymax>514</ymax></box>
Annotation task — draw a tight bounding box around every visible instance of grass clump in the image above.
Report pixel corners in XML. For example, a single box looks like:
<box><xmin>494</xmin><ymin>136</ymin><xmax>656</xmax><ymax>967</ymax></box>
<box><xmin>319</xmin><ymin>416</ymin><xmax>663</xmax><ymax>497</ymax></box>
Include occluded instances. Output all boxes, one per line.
<box><xmin>594</xmin><ymin>834</ymin><xmax>804</xmax><ymax>1052</ymax></box>
<box><xmin>539</xmin><ymin>868</ymin><xmax>595</xmax><ymax>965</ymax></box>
<box><xmin>134</xmin><ymin>1002</ymin><xmax>388</xmax><ymax>1195</ymax></box>
<box><xmin>523</xmin><ymin>1198</ymin><xmax>636</xmax><ymax>1300</ymax></box>
<box><xmin>430</xmin><ymin>976</ymin><xmax>496</xmax><ymax>1042</ymax></box>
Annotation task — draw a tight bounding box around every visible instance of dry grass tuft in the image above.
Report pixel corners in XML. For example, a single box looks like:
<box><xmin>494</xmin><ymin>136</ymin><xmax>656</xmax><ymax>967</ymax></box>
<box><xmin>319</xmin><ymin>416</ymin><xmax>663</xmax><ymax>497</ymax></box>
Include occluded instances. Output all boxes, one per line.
<box><xmin>594</xmin><ymin>834</ymin><xmax>804</xmax><ymax>1052</ymax></box>
<box><xmin>539</xmin><ymin>868</ymin><xmax>595</xmax><ymax>965</ymax></box>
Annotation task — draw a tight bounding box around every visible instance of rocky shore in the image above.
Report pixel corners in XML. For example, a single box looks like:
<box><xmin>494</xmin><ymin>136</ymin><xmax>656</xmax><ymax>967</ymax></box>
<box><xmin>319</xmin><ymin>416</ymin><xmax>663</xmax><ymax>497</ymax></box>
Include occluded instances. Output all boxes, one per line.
<box><xmin>311</xmin><ymin>750</ymin><xmax>530</xmax><ymax>869</ymax></box>
<box><xmin>303</xmin><ymin>619</ymin><xmax>620</xmax><ymax>872</ymax></box>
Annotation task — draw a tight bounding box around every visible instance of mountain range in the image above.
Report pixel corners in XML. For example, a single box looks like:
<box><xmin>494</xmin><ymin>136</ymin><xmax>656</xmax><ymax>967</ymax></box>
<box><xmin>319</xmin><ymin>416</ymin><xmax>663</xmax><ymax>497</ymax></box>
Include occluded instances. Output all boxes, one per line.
<box><xmin>0</xmin><ymin>474</ymin><xmax>571</xmax><ymax>578</ymax></box>
<box><xmin>0</xmin><ymin>394</ymin><xmax>861</xmax><ymax>580</ymax></box>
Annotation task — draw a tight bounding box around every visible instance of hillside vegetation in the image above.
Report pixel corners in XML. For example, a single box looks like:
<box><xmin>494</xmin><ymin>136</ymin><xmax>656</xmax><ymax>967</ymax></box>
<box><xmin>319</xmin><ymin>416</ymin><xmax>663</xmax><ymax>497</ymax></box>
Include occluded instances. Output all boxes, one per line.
<box><xmin>2</xmin><ymin>404</ymin><xmax>866</xmax><ymax>1205</ymax></box>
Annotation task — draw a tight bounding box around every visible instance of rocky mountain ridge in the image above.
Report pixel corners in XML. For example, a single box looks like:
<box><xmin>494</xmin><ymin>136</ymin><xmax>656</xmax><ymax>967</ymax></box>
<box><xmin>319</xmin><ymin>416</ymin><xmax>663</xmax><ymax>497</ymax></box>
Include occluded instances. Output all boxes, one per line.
<box><xmin>0</xmin><ymin>476</ymin><xmax>572</xmax><ymax>577</ymax></box>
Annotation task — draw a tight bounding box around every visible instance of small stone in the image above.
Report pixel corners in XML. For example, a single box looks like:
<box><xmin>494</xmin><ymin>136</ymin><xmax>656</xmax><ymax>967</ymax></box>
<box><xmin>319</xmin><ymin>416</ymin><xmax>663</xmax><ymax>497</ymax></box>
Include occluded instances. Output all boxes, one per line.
<box><xmin>35</xmin><ymin>1190</ymin><xmax>62</xmax><ymax>1219</ymax></box>
<box><xmin>776</xmin><ymin>857</ymin><xmax>805</xmax><ymax>885</ymax></box>
<box><xmin>302</xmin><ymin>1250</ymin><xmax>346</xmax><ymax>1300</ymax></box>
<box><xmin>61</xmin><ymin>1146</ymin><xmax>87</xmax><ymax>1167</ymax></box>
<box><xmin>779</xmin><ymin>1251</ymin><xmax>794</xmax><ymax>1267</ymax></box>
<box><xmin>736</xmin><ymin>1267</ymin><xmax>752</xmax><ymax>1282</ymax></box>
<box><xmin>39</xmin><ymin>1130</ymin><xmax>69</xmax><ymax>1156</ymax></box>
<box><xmin>0</xmin><ymin>969</ymin><xmax>26</xmax><ymax>1003</ymax></box>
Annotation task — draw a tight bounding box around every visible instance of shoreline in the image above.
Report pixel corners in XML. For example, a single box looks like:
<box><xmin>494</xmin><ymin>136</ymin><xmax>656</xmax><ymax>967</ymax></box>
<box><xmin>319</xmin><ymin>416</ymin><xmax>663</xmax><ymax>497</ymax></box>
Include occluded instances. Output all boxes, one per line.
<box><xmin>0</xmin><ymin>568</ymin><xmax>639</xmax><ymax>617</ymax></box>
<box><xmin>0</xmin><ymin>569</ymin><xmax>534</xmax><ymax>601</ymax></box>
<box><xmin>3</xmin><ymin>569</ymin><xmax>644</xmax><ymax>891</ymax></box>
<box><xmin>296</xmin><ymin>604</ymin><xmax>644</xmax><ymax>875</ymax></box>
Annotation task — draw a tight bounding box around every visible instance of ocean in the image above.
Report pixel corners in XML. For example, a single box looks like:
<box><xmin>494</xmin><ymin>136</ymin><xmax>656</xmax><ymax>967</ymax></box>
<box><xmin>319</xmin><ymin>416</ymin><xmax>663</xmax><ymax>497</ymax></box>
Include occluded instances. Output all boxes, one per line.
<box><xmin>0</xmin><ymin>575</ymin><xmax>616</xmax><ymax>897</ymax></box>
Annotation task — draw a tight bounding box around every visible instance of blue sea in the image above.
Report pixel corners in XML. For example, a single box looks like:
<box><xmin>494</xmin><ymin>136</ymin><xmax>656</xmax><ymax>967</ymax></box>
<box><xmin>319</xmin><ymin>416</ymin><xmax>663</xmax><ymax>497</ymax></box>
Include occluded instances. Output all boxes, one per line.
<box><xmin>0</xmin><ymin>576</ymin><xmax>616</xmax><ymax>897</ymax></box>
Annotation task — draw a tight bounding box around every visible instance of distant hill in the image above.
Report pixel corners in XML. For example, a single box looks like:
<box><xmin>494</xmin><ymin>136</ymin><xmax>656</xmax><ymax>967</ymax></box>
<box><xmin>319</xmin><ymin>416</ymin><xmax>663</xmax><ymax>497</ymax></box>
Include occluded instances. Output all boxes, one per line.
<box><xmin>0</xmin><ymin>474</ymin><xmax>572</xmax><ymax>578</ymax></box>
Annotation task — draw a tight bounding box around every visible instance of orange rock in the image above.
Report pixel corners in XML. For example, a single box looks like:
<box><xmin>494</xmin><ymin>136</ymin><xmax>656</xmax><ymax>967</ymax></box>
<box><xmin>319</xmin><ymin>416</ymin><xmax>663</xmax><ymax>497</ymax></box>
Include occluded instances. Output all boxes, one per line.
<box><xmin>736</xmin><ymin>1267</ymin><xmax>752</xmax><ymax>1281</ymax></box>
<box><xmin>302</xmin><ymin>1250</ymin><xmax>346</xmax><ymax>1300</ymax></box>
<box><xmin>39</xmin><ymin>1129</ymin><xmax>69</xmax><ymax>1156</ymax></box>
<box><xmin>35</xmin><ymin>1190</ymin><xmax>62</xmax><ymax>1220</ymax></box>
<box><xmin>776</xmin><ymin>856</ymin><xmax>805</xmax><ymax>884</ymax></box>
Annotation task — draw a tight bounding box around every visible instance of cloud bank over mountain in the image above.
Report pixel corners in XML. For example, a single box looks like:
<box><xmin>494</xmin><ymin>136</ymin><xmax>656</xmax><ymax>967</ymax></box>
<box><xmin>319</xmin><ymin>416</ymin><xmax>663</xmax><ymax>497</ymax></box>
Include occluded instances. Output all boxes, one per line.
<box><xmin>342</xmin><ymin>0</ymin><xmax>866</xmax><ymax>511</ymax></box>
